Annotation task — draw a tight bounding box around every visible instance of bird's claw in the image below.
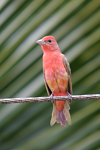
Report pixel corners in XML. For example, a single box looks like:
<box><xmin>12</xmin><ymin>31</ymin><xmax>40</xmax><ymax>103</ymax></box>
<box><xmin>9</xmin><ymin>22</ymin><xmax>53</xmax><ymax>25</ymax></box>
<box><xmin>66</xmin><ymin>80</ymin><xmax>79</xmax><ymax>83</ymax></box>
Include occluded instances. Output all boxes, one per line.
<box><xmin>50</xmin><ymin>92</ymin><xmax>54</xmax><ymax>103</ymax></box>
<box><xmin>67</xmin><ymin>92</ymin><xmax>72</xmax><ymax>103</ymax></box>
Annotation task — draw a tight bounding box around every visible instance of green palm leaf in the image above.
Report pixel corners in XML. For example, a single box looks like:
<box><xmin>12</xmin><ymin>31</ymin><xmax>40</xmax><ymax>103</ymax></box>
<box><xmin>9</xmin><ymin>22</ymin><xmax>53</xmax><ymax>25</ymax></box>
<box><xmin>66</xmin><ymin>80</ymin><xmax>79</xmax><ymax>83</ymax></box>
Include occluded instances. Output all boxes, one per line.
<box><xmin>0</xmin><ymin>0</ymin><xmax>99</xmax><ymax>149</ymax></box>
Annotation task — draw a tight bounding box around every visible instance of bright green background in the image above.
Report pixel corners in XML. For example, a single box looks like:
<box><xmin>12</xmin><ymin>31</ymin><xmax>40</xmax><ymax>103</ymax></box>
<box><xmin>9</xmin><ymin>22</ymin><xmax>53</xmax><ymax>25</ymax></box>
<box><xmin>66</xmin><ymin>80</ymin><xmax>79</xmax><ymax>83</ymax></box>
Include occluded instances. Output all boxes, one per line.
<box><xmin>0</xmin><ymin>0</ymin><xmax>100</xmax><ymax>150</ymax></box>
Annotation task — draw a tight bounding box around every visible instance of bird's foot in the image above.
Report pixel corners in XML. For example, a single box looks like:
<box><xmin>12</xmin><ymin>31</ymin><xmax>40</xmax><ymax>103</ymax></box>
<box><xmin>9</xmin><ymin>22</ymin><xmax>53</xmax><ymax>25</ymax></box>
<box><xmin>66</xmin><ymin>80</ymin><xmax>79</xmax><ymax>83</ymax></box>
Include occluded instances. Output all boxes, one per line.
<box><xmin>67</xmin><ymin>92</ymin><xmax>72</xmax><ymax>103</ymax></box>
<box><xmin>50</xmin><ymin>92</ymin><xmax>54</xmax><ymax>103</ymax></box>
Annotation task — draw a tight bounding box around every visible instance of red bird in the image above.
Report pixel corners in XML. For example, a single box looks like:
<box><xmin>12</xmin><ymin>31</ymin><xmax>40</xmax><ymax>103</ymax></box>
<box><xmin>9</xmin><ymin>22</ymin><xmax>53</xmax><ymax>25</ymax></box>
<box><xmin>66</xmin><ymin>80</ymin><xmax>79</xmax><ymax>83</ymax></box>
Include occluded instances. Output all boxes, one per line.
<box><xmin>36</xmin><ymin>36</ymin><xmax>72</xmax><ymax>127</ymax></box>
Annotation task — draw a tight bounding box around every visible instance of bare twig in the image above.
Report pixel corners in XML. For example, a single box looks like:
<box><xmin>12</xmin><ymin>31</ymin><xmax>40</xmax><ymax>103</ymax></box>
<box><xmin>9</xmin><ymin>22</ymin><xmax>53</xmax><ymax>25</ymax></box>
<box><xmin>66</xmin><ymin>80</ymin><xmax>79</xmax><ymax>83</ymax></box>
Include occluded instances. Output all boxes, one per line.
<box><xmin>0</xmin><ymin>94</ymin><xmax>100</xmax><ymax>104</ymax></box>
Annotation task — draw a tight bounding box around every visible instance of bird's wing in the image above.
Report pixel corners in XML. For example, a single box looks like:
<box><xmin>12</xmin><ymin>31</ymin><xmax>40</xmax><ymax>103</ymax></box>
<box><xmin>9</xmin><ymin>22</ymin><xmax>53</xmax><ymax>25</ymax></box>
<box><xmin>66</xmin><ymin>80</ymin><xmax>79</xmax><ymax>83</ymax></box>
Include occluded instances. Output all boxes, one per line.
<box><xmin>62</xmin><ymin>54</ymin><xmax>72</xmax><ymax>94</ymax></box>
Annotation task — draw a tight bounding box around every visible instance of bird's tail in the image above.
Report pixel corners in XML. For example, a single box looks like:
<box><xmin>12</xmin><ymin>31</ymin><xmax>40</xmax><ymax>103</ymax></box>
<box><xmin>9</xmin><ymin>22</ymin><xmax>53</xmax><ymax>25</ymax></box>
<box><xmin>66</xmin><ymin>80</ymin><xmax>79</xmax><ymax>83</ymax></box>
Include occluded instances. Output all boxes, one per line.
<box><xmin>50</xmin><ymin>101</ymin><xmax>71</xmax><ymax>127</ymax></box>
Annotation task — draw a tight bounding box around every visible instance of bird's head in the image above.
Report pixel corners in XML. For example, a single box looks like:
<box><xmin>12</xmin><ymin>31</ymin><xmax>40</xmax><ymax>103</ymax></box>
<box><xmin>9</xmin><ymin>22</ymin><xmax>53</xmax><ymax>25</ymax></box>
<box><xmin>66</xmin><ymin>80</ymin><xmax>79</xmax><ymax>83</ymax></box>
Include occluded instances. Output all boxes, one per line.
<box><xmin>36</xmin><ymin>36</ymin><xmax>60</xmax><ymax>53</ymax></box>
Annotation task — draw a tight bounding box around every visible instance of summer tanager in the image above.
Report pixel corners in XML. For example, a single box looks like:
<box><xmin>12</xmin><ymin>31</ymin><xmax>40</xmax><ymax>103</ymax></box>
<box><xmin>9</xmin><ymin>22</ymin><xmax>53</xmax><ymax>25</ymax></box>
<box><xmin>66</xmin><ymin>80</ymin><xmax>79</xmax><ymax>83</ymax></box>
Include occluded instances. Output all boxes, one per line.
<box><xmin>36</xmin><ymin>36</ymin><xmax>72</xmax><ymax>127</ymax></box>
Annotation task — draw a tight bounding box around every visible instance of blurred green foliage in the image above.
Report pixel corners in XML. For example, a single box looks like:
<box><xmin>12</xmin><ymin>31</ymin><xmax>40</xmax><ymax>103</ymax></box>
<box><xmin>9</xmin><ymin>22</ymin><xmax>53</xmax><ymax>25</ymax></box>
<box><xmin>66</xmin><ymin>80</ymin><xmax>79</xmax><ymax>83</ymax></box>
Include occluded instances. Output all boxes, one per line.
<box><xmin>0</xmin><ymin>0</ymin><xmax>100</xmax><ymax>150</ymax></box>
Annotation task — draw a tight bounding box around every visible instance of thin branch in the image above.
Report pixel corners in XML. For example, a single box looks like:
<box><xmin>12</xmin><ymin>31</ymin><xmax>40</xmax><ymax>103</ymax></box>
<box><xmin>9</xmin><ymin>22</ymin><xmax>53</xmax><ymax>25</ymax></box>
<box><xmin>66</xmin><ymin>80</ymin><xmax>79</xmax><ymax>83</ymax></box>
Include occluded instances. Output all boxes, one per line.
<box><xmin>0</xmin><ymin>94</ymin><xmax>100</xmax><ymax>104</ymax></box>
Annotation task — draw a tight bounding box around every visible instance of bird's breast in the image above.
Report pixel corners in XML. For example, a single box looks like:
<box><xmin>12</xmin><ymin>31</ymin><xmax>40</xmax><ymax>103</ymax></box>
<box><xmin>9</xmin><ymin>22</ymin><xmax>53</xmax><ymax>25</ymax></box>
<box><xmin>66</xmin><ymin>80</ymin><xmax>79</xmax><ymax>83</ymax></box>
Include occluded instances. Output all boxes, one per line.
<box><xmin>43</xmin><ymin>53</ymin><xmax>68</xmax><ymax>93</ymax></box>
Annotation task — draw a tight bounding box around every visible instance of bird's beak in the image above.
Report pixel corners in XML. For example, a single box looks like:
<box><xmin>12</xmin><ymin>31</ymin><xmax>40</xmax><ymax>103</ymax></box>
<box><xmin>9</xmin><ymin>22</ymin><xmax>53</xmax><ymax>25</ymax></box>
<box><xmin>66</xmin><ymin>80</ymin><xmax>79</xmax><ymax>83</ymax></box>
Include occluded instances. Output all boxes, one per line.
<box><xmin>36</xmin><ymin>39</ymin><xmax>46</xmax><ymax>45</ymax></box>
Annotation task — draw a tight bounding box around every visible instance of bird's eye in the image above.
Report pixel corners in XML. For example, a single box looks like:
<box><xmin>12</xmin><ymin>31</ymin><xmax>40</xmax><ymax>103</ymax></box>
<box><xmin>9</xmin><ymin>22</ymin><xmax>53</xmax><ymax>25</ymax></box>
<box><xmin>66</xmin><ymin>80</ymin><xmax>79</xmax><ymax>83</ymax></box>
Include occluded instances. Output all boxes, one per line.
<box><xmin>48</xmin><ymin>39</ymin><xmax>52</xmax><ymax>43</ymax></box>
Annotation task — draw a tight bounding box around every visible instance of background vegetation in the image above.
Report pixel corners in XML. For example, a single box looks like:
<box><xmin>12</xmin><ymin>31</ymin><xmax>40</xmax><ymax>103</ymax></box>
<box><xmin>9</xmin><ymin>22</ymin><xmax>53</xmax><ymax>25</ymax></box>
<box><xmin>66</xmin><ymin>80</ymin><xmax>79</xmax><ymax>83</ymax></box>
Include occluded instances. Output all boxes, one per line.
<box><xmin>0</xmin><ymin>0</ymin><xmax>100</xmax><ymax>150</ymax></box>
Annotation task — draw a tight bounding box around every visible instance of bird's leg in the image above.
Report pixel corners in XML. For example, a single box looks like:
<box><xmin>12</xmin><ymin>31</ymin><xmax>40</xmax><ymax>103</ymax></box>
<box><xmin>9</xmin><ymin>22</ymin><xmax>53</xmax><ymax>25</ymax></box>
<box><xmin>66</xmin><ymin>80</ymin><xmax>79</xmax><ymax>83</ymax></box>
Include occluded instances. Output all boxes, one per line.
<box><xmin>66</xmin><ymin>91</ymin><xmax>72</xmax><ymax>103</ymax></box>
<box><xmin>50</xmin><ymin>92</ymin><xmax>54</xmax><ymax>103</ymax></box>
